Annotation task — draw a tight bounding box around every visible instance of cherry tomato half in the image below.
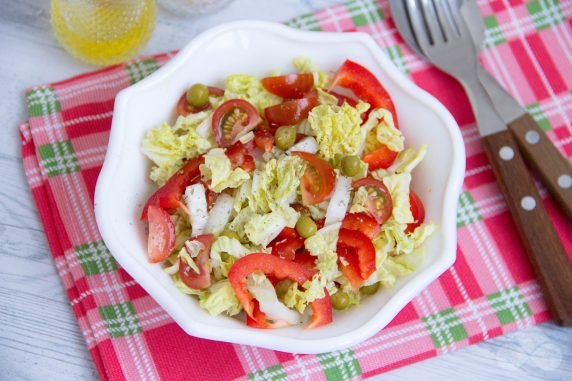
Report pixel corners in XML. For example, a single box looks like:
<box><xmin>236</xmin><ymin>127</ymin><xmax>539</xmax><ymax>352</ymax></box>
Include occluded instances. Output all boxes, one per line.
<box><xmin>146</xmin><ymin>205</ymin><xmax>176</xmax><ymax>263</ymax></box>
<box><xmin>179</xmin><ymin>234</ymin><xmax>214</xmax><ymax>290</ymax></box>
<box><xmin>352</xmin><ymin>178</ymin><xmax>393</xmax><ymax>224</ymax></box>
<box><xmin>261</xmin><ymin>73</ymin><xmax>314</xmax><ymax>99</ymax></box>
<box><xmin>405</xmin><ymin>191</ymin><xmax>426</xmax><ymax>234</ymax></box>
<box><xmin>291</xmin><ymin>151</ymin><xmax>336</xmax><ymax>205</ymax></box>
<box><xmin>141</xmin><ymin>156</ymin><xmax>204</xmax><ymax>220</ymax></box>
<box><xmin>176</xmin><ymin>86</ymin><xmax>224</xmax><ymax>116</ymax></box>
<box><xmin>264</xmin><ymin>96</ymin><xmax>318</xmax><ymax>130</ymax></box>
<box><xmin>212</xmin><ymin>99</ymin><xmax>262</xmax><ymax>147</ymax></box>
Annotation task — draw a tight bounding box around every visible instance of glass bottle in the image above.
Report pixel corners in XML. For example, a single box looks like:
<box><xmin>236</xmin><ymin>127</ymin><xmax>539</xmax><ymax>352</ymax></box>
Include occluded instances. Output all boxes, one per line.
<box><xmin>51</xmin><ymin>0</ymin><xmax>156</xmax><ymax>66</ymax></box>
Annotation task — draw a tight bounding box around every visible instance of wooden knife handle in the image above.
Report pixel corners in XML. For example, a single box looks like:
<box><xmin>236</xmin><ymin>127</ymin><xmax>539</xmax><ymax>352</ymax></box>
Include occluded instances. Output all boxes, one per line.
<box><xmin>508</xmin><ymin>113</ymin><xmax>572</xmax><ymax>220</ymax></box>
<box><xmin>482</xmin><ymin>129</ymin><xmax>572</xmax><ymax>326</ymax></box>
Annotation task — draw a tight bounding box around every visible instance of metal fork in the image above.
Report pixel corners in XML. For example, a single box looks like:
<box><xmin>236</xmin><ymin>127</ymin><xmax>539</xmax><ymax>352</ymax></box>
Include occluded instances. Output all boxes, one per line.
<box><xmin>402</xmin><ymin>0</ymin><xmax>572</xmax><ymax>326</ymax></box>
<box><xmin>405</xmin><ymin>0</ymin><xmax>505</xmax><ymax>134</ymax></box>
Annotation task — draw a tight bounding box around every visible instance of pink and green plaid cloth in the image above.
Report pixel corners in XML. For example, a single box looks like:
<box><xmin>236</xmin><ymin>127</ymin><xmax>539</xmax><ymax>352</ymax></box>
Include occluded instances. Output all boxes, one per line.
<box><xmin>19</xmin><ymin>0</ymin><xmax>572</xmax><ymax>380</ymax></box>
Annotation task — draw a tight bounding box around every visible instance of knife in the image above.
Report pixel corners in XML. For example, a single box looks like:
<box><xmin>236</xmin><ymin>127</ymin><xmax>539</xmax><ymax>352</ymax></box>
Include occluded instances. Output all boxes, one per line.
<box><xmin>461</xmin><ymin>0</ymin><xmax>572</xmax><ymax>220</ymax></box>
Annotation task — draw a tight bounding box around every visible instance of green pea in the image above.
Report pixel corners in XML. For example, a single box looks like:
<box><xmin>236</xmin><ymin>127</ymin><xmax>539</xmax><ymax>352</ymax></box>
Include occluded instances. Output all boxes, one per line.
<box><xmin>295</xmin><ymin>216</ymin><xmax>317</xmax><ymax>238</ymax></box>
<box><xmin>274</xmin><ymin>126</ymin><xmax>297</xmax><ymax>150</ymax></box>
<box><xmin>360</xmin><ymin>282</ymin><xmax>380</xmax><ymax>295</ymax></box>
<box><xmin>275</xmin><ymin>280</ymin><xmax>293</xmax><ymax>300</ymax></box>
<box><xmin>331</xmin><ymin>291</ymin><xmax>350</xmax><ymax>310</ymax></box>
<box><xmin>341</xmin><ymin>155</ymin><xmax>361</xmax><ymax>177</ymax></box>
<box><xmin>186</xmin><ymin>83</ymin><xmax>210</xmax><ymax>108</ymax></box>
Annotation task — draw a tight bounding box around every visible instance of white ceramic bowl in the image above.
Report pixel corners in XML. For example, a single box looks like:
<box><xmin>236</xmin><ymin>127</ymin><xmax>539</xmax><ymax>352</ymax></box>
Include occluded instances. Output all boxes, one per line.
<box><xmin>95</xmin><ymin>21</ymin><xmax>465</xmax><ymax>354</ymax></box>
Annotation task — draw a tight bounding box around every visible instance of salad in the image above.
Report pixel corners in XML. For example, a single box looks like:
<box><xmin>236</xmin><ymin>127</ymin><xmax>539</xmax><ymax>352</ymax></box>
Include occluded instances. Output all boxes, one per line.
<box><xmin>140</xmin><ymin>58</ymin><xmax>436</xmax><ymax>329</ymax></box>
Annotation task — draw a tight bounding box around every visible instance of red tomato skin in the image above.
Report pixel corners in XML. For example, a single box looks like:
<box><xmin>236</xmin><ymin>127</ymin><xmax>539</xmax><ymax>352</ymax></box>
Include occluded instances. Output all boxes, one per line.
<box><xmin>261</xmin><ymin>73</ymin><xmax>314</xmax><ymax>99</ymax></box>
<box><xmin>341</xmin><ymin>212</ymin><xmax>381</xmax><ymax>239</ymax></box>
<box><xmin>337</xmin><ymin>228</ymin><xmax>376</xmax><ymax>281</ymax></box>
<box><xmin>141</xmin><ymin>156</ymin><xmax>204</xmax><ymax>220</ymax></box>
<box><xmin>225</xmin><ymin>141</ymin><xmax>256</xmax><ymax>173</ymax></box>
<box><xmin>270</xmin><ymin>237</ymin><xmax>305</xmax><ymax>261</ymax></box>
<box><xmin>331</xmin><ymin>59</ymin><xmax>399</xmax><ymax>128</ymax></box>
<box><xmin>405</xmin><ymin>191</ymin><xmax>426</xmax><ymax>233</ymax></box>
<box><xmin>264</xmin><ymin>96</ymin><xmax>318</xmax><ymax>129</ymax></box>
<box><xmin>228</xmin><ymin>254</ymin><xmax>332</xmax><ymax>328</ymax></box>
<box><xmin>179</xmin><ymin>234</ymin><xmax>214</xmax><ymax>290</ymax></box>
<box><xmin>212</xmin><ymin>99</ymin><xmax>262</xmax><ymax>147</ymax></box>
<box><xmin>146</xmin><ymin>206</ymin><xmax>176</xmax><ymax>263</ymax></box>
<box><xmin>352</xmin><ymin>177</ymin><xmax>393</xmax><ymax>224</ymax></box>
<box><xmin>291</xmin><ymin>151</ymin><xmax>336</xmax><ymax>206</ymax></box>
<box><xmin>253</xmin><ymin>129</ymin><xmax>275</xmax><ymax>152</ymax></box>
<box><xmin>363</xmin><ymin>145</ymin><xmax>398</xmax><ymax>171</ymax></box>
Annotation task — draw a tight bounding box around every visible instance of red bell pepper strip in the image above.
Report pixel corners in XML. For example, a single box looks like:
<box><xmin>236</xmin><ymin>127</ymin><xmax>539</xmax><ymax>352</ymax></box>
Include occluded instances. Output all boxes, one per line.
<box><xmin>363</xmin><ymin>145</ymin><xmax>398</xmax><ymax>171</ymax></box>
<box><xmin>336</xmin><ymin>246</ymin><xmax>363</xmax><ymax>290</ymax></box>
<box><xmin>140</xmin><ymin>156</ymin><xmax>204</xmax><ymax>220</ymax></box>
<box><xmin>341</xmin><ymin>212</ymin><xmax>381</xmax><ymax>240</ymax></box>
<box><xmin>270</xmin><ymin>237</ymin><xmax>305</xmax><ymax>261</ymax></box>
<box><xmin>228</xmin><ymin>254</ymin><xmax>332</xmax><ymax>328</ymax></box>
<box><xmin>331</xmin><ymin>59</ymin><xmax>399</xmax><ymax>129</ymax></box>
<box><xmin>338</xmin><ymin>229</ymin><xmax>376</xmax><ymax>280</ymax></box>
<box><xmin>246</xmin><ymin>301</ymin><xmax>291</xmax><ymax>329</ymax></box>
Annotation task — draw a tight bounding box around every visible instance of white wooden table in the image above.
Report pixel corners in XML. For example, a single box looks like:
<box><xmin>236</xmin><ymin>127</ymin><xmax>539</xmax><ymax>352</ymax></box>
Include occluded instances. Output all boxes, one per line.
<box><xmin>0</xmin><ymin>1</ymin><xmax>570</xmax><ymax>380</ymax></box>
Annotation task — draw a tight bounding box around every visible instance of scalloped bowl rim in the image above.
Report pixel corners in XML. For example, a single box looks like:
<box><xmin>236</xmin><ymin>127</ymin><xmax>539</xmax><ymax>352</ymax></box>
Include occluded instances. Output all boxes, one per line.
<box><xmin>95</xmin><ymin>20</ymin><xmax>465</xmax><ymax>354</ymax></box>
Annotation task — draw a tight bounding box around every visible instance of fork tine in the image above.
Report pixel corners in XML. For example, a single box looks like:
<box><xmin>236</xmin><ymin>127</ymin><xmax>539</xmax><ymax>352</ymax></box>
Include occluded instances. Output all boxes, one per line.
<box><xmin>404</xmin><ymin>0</ymin><xmax>431</xmax><ymax>50</ymax></box>
<box><xmin>420</xmin><ymin>0</ymin><xmax>444</xmax><ymax>44</ymax></box>
<box><xmin>442</xmin><ymin>0</ymin><xmax>471</xmax><ymax>39</ymax></box>
<box><xmin>432</xmin><ymin>0</ymin><xmax>458</xmax><ymax>40</ymax></box>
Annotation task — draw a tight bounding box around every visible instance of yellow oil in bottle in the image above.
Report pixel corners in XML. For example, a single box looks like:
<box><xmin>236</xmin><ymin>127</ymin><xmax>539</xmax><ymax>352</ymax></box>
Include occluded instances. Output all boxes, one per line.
<box><xmin>51</xmin><ymin>0</ymin><xmax>156</xmax><ymax>66</ymax></box>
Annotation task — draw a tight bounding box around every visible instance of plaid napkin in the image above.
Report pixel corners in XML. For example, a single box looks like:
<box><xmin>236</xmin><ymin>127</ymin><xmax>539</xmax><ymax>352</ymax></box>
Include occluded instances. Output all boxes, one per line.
<box><xmin>20</xmin><ymin>0</ymin><xmax>572</xmax><ymax>380</ymax></box>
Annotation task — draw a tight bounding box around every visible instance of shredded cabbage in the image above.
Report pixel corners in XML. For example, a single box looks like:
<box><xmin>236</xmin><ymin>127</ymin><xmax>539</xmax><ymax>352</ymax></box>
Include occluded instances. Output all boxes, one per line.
<box><xmin>142</xmin><ymin>122</ymin><xmax>212</xmax><ymax>185</ymax></box>
<box><xmin>244</xmin><ymin>211</ymin><xmax>288</xmax><ymax>247</ymax></box>
<box><xmin>200</xmin><ymin>148</ymin><xmax>250</xmax><ymax>192</ymax></box>
<box><xmin>224</xmin><ymin>74</ymin><xmax>282</xmax><ymax>113</ymax></box>
<box><xmin>349</xmin><ymin>186</ymin><xmax>370</xmax><ymax>215</ymax></box>
<box><xmin>210</xmin><ymin>236</ymin><xmax>251</xmax><ymax>271</ymax></box>
<box><xmin>364</xmin><ymin>108</ymin><xmax>404</xmax><ymax>155</ymax></box>
<box><xmin>282</xmin><ymin>273</ymin><xmax>328</xmax><ymax>313</ymax></box>
<box><xmin>199</xmin><ymin>280</ymin><xmax>242</xmax><ymax>316</ymax></box>
<box><xmin>374</xmin><ymin>144</ymin><xmax>427</xmax><ymax>176</ymax></box>
<box><xmin>247</xmin><ymin>273</ymin><xmax>301</xmax><ymax>325</ymax></box>
<box><xmin>248</xmin><ymin>156</ymin><xmax>306</xmax><ymax>213</ymax></box>
<box><xmin>304</xmin><ymin>227</ymin><xmax>341</xmax><ymax>282</ymax></box>
<box><xmin>308</xmin><ymin>102</ymin><xmax>370</xmax><ymax>160</ymax></box>
<box><xmin>382</xmin><ymin>173</ymin><xmax>414</xmax><ymax>224</ymax></box>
